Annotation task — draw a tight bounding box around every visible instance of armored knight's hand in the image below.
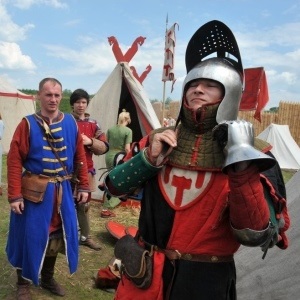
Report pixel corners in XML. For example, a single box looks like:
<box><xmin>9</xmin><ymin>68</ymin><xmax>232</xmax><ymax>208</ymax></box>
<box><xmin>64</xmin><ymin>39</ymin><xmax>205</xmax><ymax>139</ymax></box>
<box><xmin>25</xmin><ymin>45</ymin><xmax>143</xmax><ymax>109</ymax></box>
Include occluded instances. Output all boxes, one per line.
<box><xmin>213</xmin><ymin>120</ymin><xmax>275</xmax><ymax>173</ymax></box>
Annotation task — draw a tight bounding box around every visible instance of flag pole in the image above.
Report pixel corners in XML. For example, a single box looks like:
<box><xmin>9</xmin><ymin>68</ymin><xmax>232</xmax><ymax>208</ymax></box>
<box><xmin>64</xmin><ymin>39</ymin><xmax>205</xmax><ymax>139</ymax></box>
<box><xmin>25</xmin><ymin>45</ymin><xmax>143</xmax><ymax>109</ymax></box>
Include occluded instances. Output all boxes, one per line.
<box><xmin>162</xmin><ymin>82</ymin><xmax>166</xmax><ymax>126</ymax></box>
<box><xmin>162</xmin><ymin>14</ymin><xmax>168</xmax><ymax>126</ymax></box>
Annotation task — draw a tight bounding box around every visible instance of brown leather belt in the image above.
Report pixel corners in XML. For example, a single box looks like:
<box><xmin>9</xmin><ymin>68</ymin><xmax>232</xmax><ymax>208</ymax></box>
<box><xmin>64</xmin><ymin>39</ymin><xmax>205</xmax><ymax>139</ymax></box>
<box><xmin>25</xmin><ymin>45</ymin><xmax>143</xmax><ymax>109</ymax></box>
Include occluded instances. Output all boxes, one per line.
<box><xmin>161</xmin><ymin>248</ymin><xmax>233</xmax><ymax>262</ymax></box>
<box><xmin>141</xmin><ymin>237</ymin><xmax>233</xmax><ymax>263</ymax></box>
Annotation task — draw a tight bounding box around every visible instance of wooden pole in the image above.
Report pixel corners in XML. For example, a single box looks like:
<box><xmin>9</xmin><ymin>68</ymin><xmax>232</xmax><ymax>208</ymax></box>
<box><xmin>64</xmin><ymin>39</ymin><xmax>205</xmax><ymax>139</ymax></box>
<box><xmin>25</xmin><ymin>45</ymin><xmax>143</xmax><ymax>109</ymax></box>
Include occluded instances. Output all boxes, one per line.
<box><xmin>161</xmin><ymin>14</ymin><xmax>168</xmax><ymax>126</ymax></box>
<box><xmin>162</xmin><ymin>81</ymin><xmax>166</xmax><ymax>126</ymax></box>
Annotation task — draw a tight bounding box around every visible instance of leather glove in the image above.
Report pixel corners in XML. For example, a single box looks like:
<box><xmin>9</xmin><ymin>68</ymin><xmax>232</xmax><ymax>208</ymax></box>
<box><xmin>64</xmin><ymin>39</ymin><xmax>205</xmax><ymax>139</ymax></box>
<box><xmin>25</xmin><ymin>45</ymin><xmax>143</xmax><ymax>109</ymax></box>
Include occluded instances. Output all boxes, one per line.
<box><xmin>213</xmin><ymin>121</ymin><xmax>229</xmax><ymax>150</ymax></box>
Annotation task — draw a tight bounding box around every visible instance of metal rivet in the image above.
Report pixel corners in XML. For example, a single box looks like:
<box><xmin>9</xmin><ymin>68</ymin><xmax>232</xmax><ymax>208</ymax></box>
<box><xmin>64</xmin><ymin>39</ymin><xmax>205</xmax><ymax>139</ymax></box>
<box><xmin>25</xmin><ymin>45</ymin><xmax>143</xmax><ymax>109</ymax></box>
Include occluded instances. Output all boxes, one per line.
<box><xmin>185</xmin><ymin>253</ymin><xmax>192</xmax><ymax>260</ymax></box>
<box><xmin>211</xmin><ymin>256</ymin><xmax>218</xmax><ymax>262</ymax></box>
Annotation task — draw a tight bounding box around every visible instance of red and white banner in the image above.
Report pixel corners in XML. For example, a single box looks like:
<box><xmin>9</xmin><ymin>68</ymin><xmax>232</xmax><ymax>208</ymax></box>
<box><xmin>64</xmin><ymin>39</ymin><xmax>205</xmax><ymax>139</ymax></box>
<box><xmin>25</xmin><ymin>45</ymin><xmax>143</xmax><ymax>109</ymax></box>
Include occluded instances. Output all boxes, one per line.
<box><xmin>162</xmin><ymin>23</ymin><xmax>179</xmax><ymax>83</ymax></box>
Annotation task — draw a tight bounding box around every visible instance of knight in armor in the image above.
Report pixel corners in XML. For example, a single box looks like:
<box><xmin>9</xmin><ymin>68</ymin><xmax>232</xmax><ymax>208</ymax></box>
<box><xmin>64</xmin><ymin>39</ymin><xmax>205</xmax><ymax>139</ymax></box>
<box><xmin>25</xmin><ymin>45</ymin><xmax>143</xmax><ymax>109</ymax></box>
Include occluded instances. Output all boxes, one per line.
<box><xmin>104</xmin><ymin>20</ymin><xmax>290</xmax><ymax>300</ymax></box>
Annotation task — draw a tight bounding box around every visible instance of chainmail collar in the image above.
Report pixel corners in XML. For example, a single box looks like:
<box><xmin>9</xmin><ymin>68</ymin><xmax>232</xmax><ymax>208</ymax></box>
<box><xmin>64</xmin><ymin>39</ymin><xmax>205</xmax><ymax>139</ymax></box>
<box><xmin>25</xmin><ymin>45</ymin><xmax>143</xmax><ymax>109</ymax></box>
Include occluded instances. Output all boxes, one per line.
<box><xmin>180</xmin><ymin>101</ymin><xmax>219</xmax><ymax>133</ymax></box>
<box><xmin>167</xmin><ymin>102</ymin><xmax>225</xmax><ymax>171</ymax></box>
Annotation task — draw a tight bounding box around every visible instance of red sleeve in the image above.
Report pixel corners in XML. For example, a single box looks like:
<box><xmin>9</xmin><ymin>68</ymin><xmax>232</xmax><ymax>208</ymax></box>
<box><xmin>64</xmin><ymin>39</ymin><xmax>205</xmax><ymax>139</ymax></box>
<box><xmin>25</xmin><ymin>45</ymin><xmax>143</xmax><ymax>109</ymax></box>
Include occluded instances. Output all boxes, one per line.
<box><xmin>228</xmin><ymin>165</ymin><xmax>270</xmax><ymax>230</ymax></box>
<box><xmin>97</xmin><ymin>132</ymin><xmax>107</xmax><ymax>142</ymax></box>
<box><xmin>75</xmin><ymin>132</ymin><xmax>90</xmax><ymax>190</ymax></box>
<box><xmin>260</xmin><ymin>175</ymin><xmax>290</xmax><ymax>249</ymax></box>
<box><xmin>7</xmin><ymin>119</ymin><xmax>30</xmax><ymax>201</ymax></box>
<box><xmin>94</xmin><ymin>121</ymin><xmax>108</xmax><ymax>144</ymax></box>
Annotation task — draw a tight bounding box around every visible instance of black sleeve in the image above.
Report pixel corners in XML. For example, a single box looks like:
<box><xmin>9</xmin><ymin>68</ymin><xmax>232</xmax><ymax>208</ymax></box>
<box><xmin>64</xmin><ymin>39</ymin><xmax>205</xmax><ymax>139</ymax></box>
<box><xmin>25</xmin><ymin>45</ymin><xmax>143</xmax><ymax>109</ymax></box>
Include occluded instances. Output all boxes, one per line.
<box><xmin>261</xmin><ymin>151</ymin><xmax>286</xmax><ymax>200</ymax></box>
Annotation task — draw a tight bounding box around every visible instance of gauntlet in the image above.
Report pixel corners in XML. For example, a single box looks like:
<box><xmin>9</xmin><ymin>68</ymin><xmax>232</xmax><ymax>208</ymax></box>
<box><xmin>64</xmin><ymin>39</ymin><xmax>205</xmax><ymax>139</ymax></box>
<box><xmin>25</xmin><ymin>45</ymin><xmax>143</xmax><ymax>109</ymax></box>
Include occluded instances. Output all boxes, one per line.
<box><xmin>214</xmin><ymin>120</ymin><xmax>276</xmax><ymax>173</ymax></box>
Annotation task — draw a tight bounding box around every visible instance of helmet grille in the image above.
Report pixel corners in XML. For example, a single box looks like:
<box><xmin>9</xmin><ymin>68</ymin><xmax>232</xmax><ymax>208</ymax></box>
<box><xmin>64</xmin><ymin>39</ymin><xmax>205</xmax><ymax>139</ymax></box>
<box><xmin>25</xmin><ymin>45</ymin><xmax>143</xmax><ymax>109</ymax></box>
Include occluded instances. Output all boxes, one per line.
<box><xmin>185</xmin><ymin>20</ymin><xmax>243</xmax><ymax>75</ymax></box>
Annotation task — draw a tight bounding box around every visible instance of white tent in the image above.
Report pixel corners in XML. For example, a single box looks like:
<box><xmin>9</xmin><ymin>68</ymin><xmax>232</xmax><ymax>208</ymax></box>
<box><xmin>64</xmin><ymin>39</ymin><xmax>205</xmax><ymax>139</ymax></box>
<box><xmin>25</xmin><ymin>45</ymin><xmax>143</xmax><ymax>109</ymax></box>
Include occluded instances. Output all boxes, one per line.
<box><xmin>257</xmin><ymin>123</ymin><xmax>300</xmax><ymax>170</ymax></box>
<box><xmin>235</xmin><ymin>170</ymin><xmax>300</xmax><ymax>299</ymax></box>
<box><xmin>0</xmin><ymin>77</ymin><xmax>35</xmax><ymax>153</ymax></box>
<box><xmin>86</xmin><ymin>62</ymin><xmax>161</xmax><ymax>198</ymax></box>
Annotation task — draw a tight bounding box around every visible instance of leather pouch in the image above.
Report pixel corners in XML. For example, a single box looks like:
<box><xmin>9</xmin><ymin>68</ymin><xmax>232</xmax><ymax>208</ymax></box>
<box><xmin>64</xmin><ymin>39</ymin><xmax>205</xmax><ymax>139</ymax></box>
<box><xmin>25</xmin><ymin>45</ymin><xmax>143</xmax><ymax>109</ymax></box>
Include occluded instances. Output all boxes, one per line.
<box><xmin>21</xmin><ymin>172</ymin><xmax>50</xmax><ymax>203</ymax></box>
<box><xmin>114</xmin><ymin>234</ymin><xmax>153</xmax><ymax>289</ymax></box>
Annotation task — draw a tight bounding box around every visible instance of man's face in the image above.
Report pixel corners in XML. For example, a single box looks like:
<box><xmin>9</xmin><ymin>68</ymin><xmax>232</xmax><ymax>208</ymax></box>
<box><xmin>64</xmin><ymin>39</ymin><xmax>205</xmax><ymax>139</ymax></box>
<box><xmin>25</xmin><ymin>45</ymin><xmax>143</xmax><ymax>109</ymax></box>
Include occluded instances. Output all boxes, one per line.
<box><xmin>185</xmin><ymin>79</ymin><xmax>224</xmax><ymax>111</ymax></box>
<box><xmin>38</xmin><ymin>81</ymin><xmax>62</xmax><ymax>114</ymax></box>
<box><xmin>72</xmin><ymin>98</ymin><xmax>88</xmax><ymax>116</ymax></box>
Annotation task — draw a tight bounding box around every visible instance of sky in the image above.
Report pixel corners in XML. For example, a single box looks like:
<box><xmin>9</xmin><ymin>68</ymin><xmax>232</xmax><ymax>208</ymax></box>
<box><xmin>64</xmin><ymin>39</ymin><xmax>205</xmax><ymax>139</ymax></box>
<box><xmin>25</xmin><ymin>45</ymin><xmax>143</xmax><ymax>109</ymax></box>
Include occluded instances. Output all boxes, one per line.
<box><xmin>0</xmin><ymin>0</ymin><xmax>300</xmax><ymax>109</ymax></box>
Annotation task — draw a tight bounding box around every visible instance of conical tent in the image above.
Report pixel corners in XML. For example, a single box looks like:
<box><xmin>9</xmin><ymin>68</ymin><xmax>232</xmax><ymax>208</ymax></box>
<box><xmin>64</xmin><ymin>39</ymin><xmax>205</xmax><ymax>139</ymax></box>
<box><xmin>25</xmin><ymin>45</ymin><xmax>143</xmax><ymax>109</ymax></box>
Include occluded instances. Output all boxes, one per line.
<box><xmin>0</xmin><ymin>77</ymin><xmax>35</xmax><ymax>153</ymax></box>
<box><xmin>86</xmin><ymin>62</ymin><xmax>161</xmax><ymax>198</ymax></box>
<box><xmin>257</xmin><ymin>123</ymin><xmax>300</xmax><ymax>170</ymax></box>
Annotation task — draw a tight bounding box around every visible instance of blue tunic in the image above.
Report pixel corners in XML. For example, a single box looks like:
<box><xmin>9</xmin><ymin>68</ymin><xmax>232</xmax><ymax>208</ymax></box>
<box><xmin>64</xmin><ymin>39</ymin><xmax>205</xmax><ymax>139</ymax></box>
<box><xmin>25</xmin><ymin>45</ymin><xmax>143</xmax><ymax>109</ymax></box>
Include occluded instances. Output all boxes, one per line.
<box><xmin>6</xmin><ymin>114</ymin><xmax>79</xmax><ymax>285</ymax></box>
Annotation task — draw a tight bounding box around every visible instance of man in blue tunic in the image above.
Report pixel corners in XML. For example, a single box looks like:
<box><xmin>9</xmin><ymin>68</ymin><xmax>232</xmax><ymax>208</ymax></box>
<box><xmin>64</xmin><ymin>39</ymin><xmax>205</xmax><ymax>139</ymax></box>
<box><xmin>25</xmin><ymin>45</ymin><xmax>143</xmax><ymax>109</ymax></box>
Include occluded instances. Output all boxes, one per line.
<box><xmin>6</xmin><ymin>78</ymin><xmax>90</xmax><ymax>299</ymax></box>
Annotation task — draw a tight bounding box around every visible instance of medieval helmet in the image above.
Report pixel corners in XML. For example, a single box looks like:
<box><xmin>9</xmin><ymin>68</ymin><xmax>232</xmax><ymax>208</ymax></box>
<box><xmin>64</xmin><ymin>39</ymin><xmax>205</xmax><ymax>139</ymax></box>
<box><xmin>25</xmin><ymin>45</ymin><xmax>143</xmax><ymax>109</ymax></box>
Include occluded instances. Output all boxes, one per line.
<box><xmin>180</xmin><ymin>20</ymin><xmax>244</xmax><ymax>124</ymax></box>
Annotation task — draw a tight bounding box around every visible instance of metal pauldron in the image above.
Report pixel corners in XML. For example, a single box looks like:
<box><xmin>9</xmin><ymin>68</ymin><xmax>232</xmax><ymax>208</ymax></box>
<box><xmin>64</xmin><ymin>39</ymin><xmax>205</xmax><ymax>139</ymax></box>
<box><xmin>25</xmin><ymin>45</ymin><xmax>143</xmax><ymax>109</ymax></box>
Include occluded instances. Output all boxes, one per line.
<box><xmin>231</xmin><ymin>222</ymin><xmax>272</xmax><ymax>247</ymax></box>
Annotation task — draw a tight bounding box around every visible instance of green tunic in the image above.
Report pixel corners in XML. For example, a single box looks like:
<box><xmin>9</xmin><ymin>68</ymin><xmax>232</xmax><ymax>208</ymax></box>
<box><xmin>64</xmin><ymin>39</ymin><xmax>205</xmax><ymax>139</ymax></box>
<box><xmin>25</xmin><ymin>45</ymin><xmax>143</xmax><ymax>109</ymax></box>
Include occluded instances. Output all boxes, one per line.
<box><xmin>105</xmin><ymin>125</ymin><xmax>132</xmax><ymax>168</ymax></box>
<box><xmin>103</xmin><ymin>124</ymin><xmax>132</xmax><ymax>209</ymax></box>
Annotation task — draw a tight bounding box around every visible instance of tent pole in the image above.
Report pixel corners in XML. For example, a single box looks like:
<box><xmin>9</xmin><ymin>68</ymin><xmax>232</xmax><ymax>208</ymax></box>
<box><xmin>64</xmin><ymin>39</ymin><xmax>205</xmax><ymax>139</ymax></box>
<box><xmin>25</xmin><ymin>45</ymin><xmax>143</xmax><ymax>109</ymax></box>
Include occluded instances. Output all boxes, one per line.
<box><xmin>161</xmin><ymin>13</ymin><xmax>168</xmax><ymax>127</ymax></box>
<box><xmin>162</xmin><ymin>81</ymin><xmax>166</xmax><ymax>126</ymax></box>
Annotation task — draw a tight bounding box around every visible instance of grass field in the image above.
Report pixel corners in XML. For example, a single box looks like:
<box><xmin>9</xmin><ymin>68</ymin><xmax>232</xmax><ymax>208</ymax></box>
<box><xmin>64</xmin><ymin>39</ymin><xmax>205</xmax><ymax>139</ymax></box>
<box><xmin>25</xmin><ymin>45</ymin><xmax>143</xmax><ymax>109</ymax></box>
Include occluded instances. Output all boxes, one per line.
<box><xmin>0</xmin><ymin>154</ymin><xmax>139</xmax><ymax>300</ymax></box>
<box><xmin>0</xmin><ymin>154</ymin><xmax>296</xmax><ymax>299</ymax></box>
